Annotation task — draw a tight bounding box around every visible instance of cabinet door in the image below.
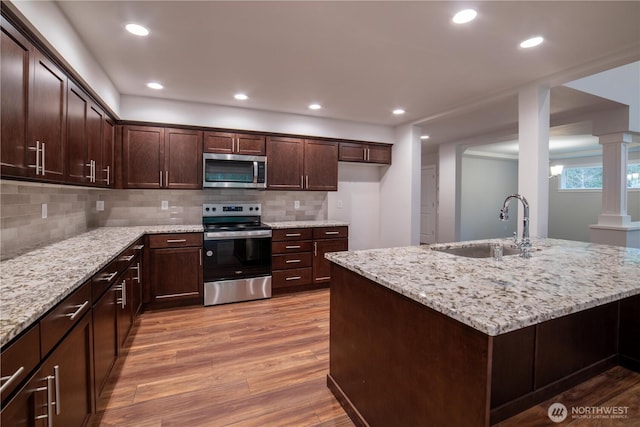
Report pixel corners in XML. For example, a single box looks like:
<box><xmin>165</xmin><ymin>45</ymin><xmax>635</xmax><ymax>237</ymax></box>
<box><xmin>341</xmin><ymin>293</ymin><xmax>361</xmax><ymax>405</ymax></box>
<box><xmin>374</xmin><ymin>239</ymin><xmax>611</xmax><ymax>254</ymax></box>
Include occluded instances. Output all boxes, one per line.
<box><xmin>367</xmin><ymin>144</ymin><xmax>392</xmax><ymax>164</ymax></box>
<box><xmin>65</xmin><ymin>81</ymin><xmax>88</xmax><ymax>184</ymax></box>
<box><xmin>39</xmin><ymin>312</ymin><xmax>93</xmax><ymax>427</ymax></box>
<box><xmin>304</xmin><ymin>139</ymin><xmax>338</xmax><ymax>191</ymax></box>
<box><xmin>267</xmin><ymin>136</ymin><xmax>304</xmax><ymax>190</ymax></box>
<box><xmin>164</xmin><ymin>128</ymin><xmax>202</xmax><ymax>189</ymax></box>
<box><xmin>313</xmin><ymin>238</ymin><xmax>348</xmax><ymax>284</ymax></box>
<box><xmin>102</xmin><ymin>118</ymin><xmax>115</xmax><ymax>187</ymax></box>
<box><xmin>92</xmin><ymin>284</ymin><xmax>117</xmax><ymax>410</ymax></box>
<box><xmin>338</xmin><ymin>142</ymin><xmax>366</xmax><ymax>162</ymax></box>
<box><xmin>1</xmin><ymin>18</ymin><xmax>32</xmax><ymax>178</ymax></box>
<box><xmin>0</xmin><ymin>368</ymin><xmax>46</xmax><ymax>427</ymax></box>
<box><xmin>87</xmin><ymin>103</ymin><xmax>104</xmax><ymax>186</ymax></box>
<box><xmin>122</xmin><ymin>125</ymin><xmax>164</xmax><ymax>188</ymax></box>
<box><xmin>149</xmin><ymin>247</ymin><xmax>202</xmax><ymax>307</ymax></box>
<box><xmin>203</xmin><ymin>131</ymin><xmax>234</xmax><ymax>154</ymax></box>
<box><xmin>30</xmin><ymin>51</ymin><xmax>66</xmax><ymax>182</ymax></box>
<box><xmin>236</xmin><ymin>133</ymin><xmax>266</xmax><ymax>155</ymax></box>
<box><xmin>130</xmin><ymin>259</ymin><xmax>143</xmax><ymax>317</ymax></box>
<box><xmin>116</xmin><ymin>275</ymin><xmax>132</xmax><ymax>350</ymax></box>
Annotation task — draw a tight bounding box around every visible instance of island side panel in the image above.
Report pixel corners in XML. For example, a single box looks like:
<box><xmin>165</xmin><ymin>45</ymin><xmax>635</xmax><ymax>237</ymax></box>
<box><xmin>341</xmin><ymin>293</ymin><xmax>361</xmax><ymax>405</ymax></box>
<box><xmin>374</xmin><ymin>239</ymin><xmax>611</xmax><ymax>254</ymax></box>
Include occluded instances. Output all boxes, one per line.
<box><xmin>328</xmin><ymin>263</ymin><xmax>493</xmax><ymax>427</ymax></box>
<box><xmin>619</xmin><ymin>295</ymin><xmax>640</xmax><ymax>371</ymax></box>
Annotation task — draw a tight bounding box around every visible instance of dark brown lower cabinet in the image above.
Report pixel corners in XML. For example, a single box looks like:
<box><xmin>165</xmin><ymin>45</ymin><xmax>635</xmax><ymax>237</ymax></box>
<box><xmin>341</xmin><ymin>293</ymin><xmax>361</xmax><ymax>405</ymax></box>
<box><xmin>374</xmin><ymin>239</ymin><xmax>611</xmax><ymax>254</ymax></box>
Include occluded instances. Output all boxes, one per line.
<box><xmin>92</xmin><ymin>284</ymin><xmax>117</xmax><ymax>410</ymax></box>
<box><xmin>619</xmin><ymin>294</ymin><xmax>640</xmax><ymax>370</ymax></box>
<box><xmin>2</xmin><ymin>312</ymin><xmax>94</xmax><ymax>427</ymax></box>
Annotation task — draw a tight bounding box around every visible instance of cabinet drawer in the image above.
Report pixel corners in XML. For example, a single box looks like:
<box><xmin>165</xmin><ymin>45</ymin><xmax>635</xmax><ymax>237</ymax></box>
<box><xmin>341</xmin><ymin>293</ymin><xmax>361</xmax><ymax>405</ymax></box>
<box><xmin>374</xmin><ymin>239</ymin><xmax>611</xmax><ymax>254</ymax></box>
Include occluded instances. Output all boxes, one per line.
<box><xmin>272</xmin><ymin>228</ymin><xmax>313</xmax><ymax>242</ymax></box>
<box><xmin>0</xmin><ymin>324</ymin><xmax>40</xmax><ymax>403</ymax></box>
<box><xmin>40</xmin><ymin>280</ymin><xmax>92</xmax><ymax>358</ymax></box>
<box><xmin>313</xmin><ymin>226</ymin><xmax>348</xmax><ymax>240</ymax></box>
<box><xmin>272</xmin><ymin>268</ymin><xmax>312</xmax><ymax>289</ymax></box>
<box><xmin>272</xmin><ymin>240</ymin><xmax>313</xmax><ymax>254</ymax></box>
<box><xmin>272</xmin><ymin>252</ymin><xmax>312</xmax><ymax>270</ymax></box>
<box><xmin>148</xmin><ymin>233</ymin><xmax>203</xmax><ymax>248</ymax></box>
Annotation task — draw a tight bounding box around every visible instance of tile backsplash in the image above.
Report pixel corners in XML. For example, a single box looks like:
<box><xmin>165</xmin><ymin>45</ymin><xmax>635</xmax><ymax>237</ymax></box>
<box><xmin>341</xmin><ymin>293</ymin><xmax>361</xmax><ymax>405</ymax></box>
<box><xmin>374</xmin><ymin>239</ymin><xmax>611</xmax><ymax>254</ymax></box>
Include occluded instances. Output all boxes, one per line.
<box><xmin>1</xmin><ymin>180</ymin><xmax>327</xmax><ymax>259</ymax></box>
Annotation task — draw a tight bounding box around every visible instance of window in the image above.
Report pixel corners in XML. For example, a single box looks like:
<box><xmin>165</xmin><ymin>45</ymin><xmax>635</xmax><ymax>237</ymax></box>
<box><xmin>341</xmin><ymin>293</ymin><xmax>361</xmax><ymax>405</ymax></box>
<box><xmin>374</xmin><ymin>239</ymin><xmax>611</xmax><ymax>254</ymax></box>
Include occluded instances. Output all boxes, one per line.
<box><xmin>560</xmin><ymin>163</ymin><xmax>640</xmax><ymax>190</ymax></box>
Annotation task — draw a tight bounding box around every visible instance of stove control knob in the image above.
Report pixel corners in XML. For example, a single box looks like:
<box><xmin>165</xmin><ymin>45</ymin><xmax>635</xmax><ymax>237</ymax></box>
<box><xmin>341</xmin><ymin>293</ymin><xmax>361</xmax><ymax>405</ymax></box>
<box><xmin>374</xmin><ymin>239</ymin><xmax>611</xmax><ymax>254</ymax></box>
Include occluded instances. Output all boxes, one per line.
<box><xmin>205</xmin><ymin>207</ymin><xmax>210</xmax><ymax>211</ymax></box>
<box><xmin>249</xmin><ymin>207</ymin><xmax>254</xmax><ymax>211</ymax></box>
<box><xmin>255</xmin><ymin>206</ymin><xmax>260</xmax><ymax>211</ymax></box>
<box><xmin>213</xmin><ymin>207</ymin><xmax>217</xmax><ymax>211</ymax></box>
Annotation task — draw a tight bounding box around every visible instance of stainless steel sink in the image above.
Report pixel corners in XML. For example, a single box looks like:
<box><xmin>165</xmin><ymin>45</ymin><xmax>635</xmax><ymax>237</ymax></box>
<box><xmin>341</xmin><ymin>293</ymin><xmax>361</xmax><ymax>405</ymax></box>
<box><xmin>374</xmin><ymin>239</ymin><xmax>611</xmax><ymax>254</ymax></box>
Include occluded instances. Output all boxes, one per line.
<box><xmin>431</xmin><ymin>243</ymin><xmax>524</xmax><ymax>258</ymax></box>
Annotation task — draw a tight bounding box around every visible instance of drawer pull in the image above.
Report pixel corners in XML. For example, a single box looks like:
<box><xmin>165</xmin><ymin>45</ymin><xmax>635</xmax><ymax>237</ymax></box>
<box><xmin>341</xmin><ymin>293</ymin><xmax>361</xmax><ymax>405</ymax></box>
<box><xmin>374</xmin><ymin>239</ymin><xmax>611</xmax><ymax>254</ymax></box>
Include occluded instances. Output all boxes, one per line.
<box><xmin>285</xmin><ymin>233</ymin><xmax>301</xmax><ymax>237</ymax></box>
<box><xmin>34</xmin><ymin>374</ymin><xmax>54</xmax><ymax>426</ymax></box>
<box><xmin>325</xmin><ymin>231</ymin><xmax>340</xmax><ymax>235</ymax></box>
<box><xmin>315</xmin><ymin>276</ymin><xmax>331</xmax><ymax>281</ymax></box>
<box><xmin>66</xmin><ymin>300</ymin><xmax>89</xmax><ymax>321</ymax></box>
<box><xmin>167</xmin><ymin>239</ymin><xmax>187</xmax><ymax>243</ymax></box>
<box><xmin>285</xmin><ymin>276</ymin><xmax>301</xmax><ymax>281</ymax></box>
<box><xmin>133</xmin><ymin>244</ymin><xmax>145</xmax><ymax>250</ymax></box>
<box><xmin>119</xmin><ymin>254</ymin><xmax>135</xmax><ymax>262</ymax></box>
<box><xmin>100</xmin><ymin>271</ymin><xmax>118</xmax><ymax>282</ymax></box>
<box><xmin>285</xmin><ymin>259</ymin><xmax>301</xmax><ymax>264</ymax></box>
<box><xmin>285</xmin><ymin>245</ymin><xmax>301</xmax><ymax>249</ymax></box>
<box><xmin>0</xmin><ymin>366</ymin><xmax>25</xmax><ymax>394</ymax></box>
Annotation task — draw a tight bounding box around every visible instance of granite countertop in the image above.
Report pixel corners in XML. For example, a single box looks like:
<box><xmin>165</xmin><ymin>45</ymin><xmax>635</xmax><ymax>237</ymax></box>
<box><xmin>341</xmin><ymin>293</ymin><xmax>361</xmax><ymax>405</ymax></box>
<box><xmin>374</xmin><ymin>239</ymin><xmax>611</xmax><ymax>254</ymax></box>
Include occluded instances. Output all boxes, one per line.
<box><xmin>326</xmin><ymin>238</ymin><xmax>640</xmax><ymax>336</ymax></box>
<box><xmin>0</xmin><ymin>225</ymin><xmax>203</xmax><ymax>347</ymax></box>
<box><xmin>264</xmin><ymin>220</ymin><xmax>349</xmax><ymax>229</ymax></box>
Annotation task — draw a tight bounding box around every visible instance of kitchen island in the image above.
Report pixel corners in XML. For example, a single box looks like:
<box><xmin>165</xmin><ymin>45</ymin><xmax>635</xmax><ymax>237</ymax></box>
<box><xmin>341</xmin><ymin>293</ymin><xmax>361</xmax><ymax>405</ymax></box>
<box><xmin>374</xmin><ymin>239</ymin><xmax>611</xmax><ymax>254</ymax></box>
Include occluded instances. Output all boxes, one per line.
<box><xmin>326</xmin><ymin>238</ymin><xmax>640</xmax><ymax>426</ymax></box>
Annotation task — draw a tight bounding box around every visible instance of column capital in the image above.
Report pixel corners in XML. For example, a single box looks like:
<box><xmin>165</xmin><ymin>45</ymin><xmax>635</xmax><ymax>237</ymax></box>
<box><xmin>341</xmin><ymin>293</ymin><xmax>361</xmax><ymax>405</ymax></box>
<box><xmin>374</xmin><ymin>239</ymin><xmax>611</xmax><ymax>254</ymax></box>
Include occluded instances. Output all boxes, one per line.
<box><xmin>598</xmin><ymin>132</ymin><xmax>633</xmax><ymax>145</ymax></box>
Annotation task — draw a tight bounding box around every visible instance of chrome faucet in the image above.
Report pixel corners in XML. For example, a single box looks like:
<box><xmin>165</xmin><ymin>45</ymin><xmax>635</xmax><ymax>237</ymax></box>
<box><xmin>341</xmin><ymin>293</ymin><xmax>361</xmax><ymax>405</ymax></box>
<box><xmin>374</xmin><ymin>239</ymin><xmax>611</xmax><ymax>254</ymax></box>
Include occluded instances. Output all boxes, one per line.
<box><xmin>499</xmin><ymin>194</ymin><xmax>532</xmax><ymax>258</ymax></box>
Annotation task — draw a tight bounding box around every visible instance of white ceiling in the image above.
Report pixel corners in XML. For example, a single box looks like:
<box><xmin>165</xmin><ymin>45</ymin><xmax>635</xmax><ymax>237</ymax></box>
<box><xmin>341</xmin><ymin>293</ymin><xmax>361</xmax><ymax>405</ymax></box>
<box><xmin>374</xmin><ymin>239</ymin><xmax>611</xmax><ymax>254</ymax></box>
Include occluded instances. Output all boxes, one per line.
<box><xmin>55</xmin><ymin>1</ymin><xmax>640</xmax><ymax>129</ymax></box>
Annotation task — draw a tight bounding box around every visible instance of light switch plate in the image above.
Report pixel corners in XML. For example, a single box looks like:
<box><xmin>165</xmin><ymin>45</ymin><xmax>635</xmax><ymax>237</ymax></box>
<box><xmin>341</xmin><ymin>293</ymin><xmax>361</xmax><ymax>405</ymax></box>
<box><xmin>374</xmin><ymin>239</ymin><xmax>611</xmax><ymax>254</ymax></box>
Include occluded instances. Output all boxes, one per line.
<box><xmin>96</xmin><ymin>200</ymin><xmax>104</xmax><ymax>211</ymax></box>
<box><xmin>41</xmin><ymin>203</ymin><xmax>47</xmax><ymax>219</ymax></box>
<box><xmin>161</xmin><ymin>201</ymin><xmax>169</xmax><ymax>210</ymax></box>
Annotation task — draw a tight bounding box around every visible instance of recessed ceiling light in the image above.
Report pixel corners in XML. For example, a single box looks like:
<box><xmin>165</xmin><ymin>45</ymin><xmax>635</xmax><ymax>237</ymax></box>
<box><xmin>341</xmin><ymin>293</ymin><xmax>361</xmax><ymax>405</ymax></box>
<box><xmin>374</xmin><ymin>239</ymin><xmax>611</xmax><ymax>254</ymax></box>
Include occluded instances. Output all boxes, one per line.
<box><xmin>308</xmin><ymin>103</ymin><xmax>322</xmax><ymax>110</ymax></box>
<box><xmin>125</xmin><ymin>23</ymin><xmax>149</xmax><ymax>36</ymax></box>
<box><xmin>146</xmin><ymin>82</ymin><xmax>163</xmax><ymax>90</ymax></box>
<box><xmin>520</xmin><ymin>36</ymin><xmax>544</xmax><ymax>48</ymax></box>
<box><xmin>420</xmin><ymin>135</ymin><xmax>430</xmax><ymax>140</ymax></box>
<box><xmin>234</xmin><ymin>93</ymin><xmax>248</xmax><ymax>100</ymax></box>
<box><xmin>452</xmin><ymin>9</ymin><xmax>477</xmax><ymax>24</ymax></box>
<box><xmin>392</xmin><ymin>109</ymin><xmax>405</xmax><ymax>115</ymax></box>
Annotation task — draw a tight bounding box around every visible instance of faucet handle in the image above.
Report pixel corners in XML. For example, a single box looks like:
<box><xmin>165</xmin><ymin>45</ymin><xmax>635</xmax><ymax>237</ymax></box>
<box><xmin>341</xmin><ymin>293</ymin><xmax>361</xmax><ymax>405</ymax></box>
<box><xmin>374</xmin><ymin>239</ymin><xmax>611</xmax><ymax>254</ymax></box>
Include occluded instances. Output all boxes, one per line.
<box><xmin>512</xmin><ymin>231</ymin><xmax>518</xmax><ymax>245</ymax></box>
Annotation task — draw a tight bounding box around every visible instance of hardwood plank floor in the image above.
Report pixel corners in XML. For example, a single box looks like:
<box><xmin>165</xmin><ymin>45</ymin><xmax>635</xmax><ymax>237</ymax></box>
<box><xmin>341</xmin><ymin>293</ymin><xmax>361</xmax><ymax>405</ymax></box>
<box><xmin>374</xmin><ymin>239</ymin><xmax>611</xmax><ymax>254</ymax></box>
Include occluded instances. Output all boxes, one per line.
<box><xmin>92</xmin><ymin>289</ymin><xmax>639</xmax><ymax>426</ymax></box>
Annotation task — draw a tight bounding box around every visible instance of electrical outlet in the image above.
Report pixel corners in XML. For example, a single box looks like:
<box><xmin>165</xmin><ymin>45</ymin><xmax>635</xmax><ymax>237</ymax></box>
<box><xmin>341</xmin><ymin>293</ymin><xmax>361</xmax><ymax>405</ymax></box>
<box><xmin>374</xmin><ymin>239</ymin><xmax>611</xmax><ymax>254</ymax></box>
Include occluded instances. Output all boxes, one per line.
<box><xmin>294</xmin><ymin>200</ymin><xmax>300</xmax><ymax>209</ymax></box>
<box><xmin>337</xmin><ymin>200</ymin><xmax>344</xmax><ymax>209</ymax></box>
<box><xmin>41</xmin><ymin>203</ymin><xmax>47</xmax><ymax>219</ymax></box>
<box><xmin>161</xmin><ymin>201</ymin><xmax>169</xmax><ymax>210</ymax></box>
<box><xmin>96</xmin><ymin>200</ymin><xmax>105</xmax><ymax>211</ymax></box>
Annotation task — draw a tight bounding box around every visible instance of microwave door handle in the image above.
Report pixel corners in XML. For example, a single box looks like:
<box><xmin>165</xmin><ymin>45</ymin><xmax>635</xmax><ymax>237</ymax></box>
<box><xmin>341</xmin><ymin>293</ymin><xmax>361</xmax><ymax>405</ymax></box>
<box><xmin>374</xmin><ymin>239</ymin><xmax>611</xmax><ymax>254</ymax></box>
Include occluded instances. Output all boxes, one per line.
<box><xmin>253</xmin><ymin>161</ymin><xmax>258</xmax><ymax>184</ymax></box>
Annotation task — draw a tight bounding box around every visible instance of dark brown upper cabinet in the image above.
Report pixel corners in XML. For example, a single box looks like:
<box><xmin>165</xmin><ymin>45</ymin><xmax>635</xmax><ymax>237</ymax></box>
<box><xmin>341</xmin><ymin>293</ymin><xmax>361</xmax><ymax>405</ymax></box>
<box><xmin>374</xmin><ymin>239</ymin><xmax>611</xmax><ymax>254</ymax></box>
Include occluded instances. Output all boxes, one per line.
<box><xmin>267</xmin><ymin>137</ymin><xmax>338</xmax><ymax>191</ymax></box>
<box><xmin>204</xmin><ymin>131</ymin><xmax>266</xmax><ymax>156</ymax></box>
<box><xmin>122</xmin><ymin>125</ymin><xmax>202</xmax><ymax>189</ymax></box>
<box><xmin>339</xmin><ymin>142</ymin><xmax>392</xmax><ymax>165</ymax></box>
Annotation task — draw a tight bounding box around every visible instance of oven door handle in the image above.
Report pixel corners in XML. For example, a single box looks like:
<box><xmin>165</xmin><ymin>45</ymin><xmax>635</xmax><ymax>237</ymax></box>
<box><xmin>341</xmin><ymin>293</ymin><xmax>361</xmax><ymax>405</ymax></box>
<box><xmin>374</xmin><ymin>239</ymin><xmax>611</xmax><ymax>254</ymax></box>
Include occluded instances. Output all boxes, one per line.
<box><xmin>204</xmin><ymin>229</ymin><xmax>272</xmax><ymax>240</ymax></box>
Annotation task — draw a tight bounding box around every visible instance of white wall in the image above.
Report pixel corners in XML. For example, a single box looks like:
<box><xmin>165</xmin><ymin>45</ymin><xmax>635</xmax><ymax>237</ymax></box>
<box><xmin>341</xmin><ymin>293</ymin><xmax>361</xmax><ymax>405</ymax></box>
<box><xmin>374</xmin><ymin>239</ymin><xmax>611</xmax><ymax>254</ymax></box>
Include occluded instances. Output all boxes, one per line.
<box><xmin>437</xmin><ymin>143</ymin><xmax>461</xmax><ymax>243</ymax></box>
<box><xmin>9</xmin><ymin>0</ymin><xmax>121</xmax><ymax>114</ymax></box>
<box><xmin>121</xmin><ymin>96</ymin><xmax>394</xmax><ymax>143</ymax></box>
<box><xmin>460</xmin><ymin>156</ymin><xmax>519</xmax><ymax>241</ymax></box>
<box><xmin>328</xmin><ymin>164</ymin><xmax>383</xmax><ymax>250</ymax></box>
<box><xmin>379</xmin><ymin>125</ymin><xmax>421</xmax><ymax>247</ymax></box>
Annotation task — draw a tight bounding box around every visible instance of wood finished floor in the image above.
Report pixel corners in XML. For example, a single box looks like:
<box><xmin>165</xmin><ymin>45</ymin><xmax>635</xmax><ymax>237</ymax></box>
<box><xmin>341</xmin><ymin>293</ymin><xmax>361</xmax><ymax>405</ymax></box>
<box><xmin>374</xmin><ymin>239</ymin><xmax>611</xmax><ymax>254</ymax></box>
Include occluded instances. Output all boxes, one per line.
<box><xmin>92</xmin><ymin>289</ymin><xmax>640</xmax><ymax>427</ymax></box>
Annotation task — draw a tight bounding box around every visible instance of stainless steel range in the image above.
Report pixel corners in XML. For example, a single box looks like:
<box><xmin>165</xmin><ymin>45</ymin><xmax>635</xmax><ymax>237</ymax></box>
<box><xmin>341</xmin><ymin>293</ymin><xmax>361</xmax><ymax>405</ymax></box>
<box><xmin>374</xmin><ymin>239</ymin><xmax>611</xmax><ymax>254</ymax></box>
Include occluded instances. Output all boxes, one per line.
<box><xmin>202</xmin><ymin>202</ymin><xmax>272</xmax><ymax>306</ymax></box>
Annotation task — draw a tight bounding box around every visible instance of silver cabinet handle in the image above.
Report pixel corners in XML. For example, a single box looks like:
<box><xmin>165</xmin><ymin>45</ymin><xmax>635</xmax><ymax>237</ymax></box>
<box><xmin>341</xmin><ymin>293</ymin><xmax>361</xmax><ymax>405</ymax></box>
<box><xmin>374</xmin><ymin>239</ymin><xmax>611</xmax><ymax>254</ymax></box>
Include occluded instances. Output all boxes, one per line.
<box><xmin>93</xmin><ymin>160</ymin><xmax>96</xmax><ymax>182</ymax></box>
<box><xmin>122</xmin><ymin>280</ymin><xmax>127</xmax><ymax>308</ymax></box>
<box><xmin>325</xmin><ymin>231</ymin><xmax>340</xmax><ymax>235</ymax></box>
<box><xmin>131</xmin><ymin>262</ymin><xmax>141</xmax><ymax>283</ymax></box>
<box><xmin>165</xmin><ymin>171</ymin><xmax>169</xmax><ymax>186</ymax></box>
<box><xmin>285</xmin><ymin>276</ymin><xmax>301</xmax><ymax>281</ymax></box>
<box><xmin>285</xmin><ymin>233</ymin><xmax>301</xmax><ymax>237</ymax></box>
<box><xmin>100</xmin><ymin>271</ymin><xmax>118</xmax><ymax>282</ymax></box>
<box><xmin>167</xmin><ymin>239</ymin><xmax>187</xmax><ymax>243</ymax></box>
<box><xmin>199</xmin><ymin>248</ymin><xmax>202</xmax><ymax>266</ymax></box>
<box><xmin>104</xmin><ymin>165</ymin><xmax>110</xmax><ymax>184</ymax></box>
<box><xmin>159</xmin><ymin>170</ymin><xmax>163</xmax><ymax>187</ymax></box>
<box><xmin>0</xmin><ymin>366</ymin><xmax>25</xmax><ymax>394</ymax></box>
<box><xmin>285</xmin><ymin>245</ymin><xmax>301</xmax><ymax>249</ymax></box>
<box><xmin>314</xmin><ymin>241</ymin><xmax>317</xmax><ymax>256</ymax></box>
<box><xmin>285</xmin><ymin>259</ymin><xmax>301</xmax><ymax>264</ymax></box>
<box><xmin>41</xmin><ymin>142</ymin><xmax>45</xmax><ymax>175</ymax></box>
<box><xmin>120</xmin><ymin>254</ymin><xmax>135</xmax><ymax>262</ymax></box>
<box><xmin>28</xmin><ymin>140</ymin><xmax>41</xmax><ymax>174</ymax></box>
<box><xmin>34</xmin><ymin>374</ymin><xmax>54</xmax><ymax>427</ymax></box>
<box><xmin>306</xmin><ymin>175</ymin><xmax>309</xmax><ymax>188</ymax></box>
<box><xmin>66</xmin><ymin>300</ymin><xmax>89</xmax><ymax>320</ymax></box>
<box><xmin>232</xmin><ymin>137</ymin><xmax>235</xmax><ymax>153</ymax></box>
<box><xmin>53</xmin><ymin>365</ymin><xmax>60</xmax><ymax>415</ymax></box>
<box><xmin>86</xmin><ymin>162</ymin><xmax>93</xmax><ymax>180</ymax></box>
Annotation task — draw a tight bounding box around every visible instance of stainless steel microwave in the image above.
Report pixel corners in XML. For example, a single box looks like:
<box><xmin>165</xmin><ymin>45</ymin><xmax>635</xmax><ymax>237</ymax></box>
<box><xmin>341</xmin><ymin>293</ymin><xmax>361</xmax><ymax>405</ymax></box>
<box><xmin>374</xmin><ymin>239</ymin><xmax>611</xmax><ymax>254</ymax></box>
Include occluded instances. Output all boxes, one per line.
<box><xmin>202</xmin><ymin>153</ymin><xmax>267</xmax><ymax>189</ymax></box>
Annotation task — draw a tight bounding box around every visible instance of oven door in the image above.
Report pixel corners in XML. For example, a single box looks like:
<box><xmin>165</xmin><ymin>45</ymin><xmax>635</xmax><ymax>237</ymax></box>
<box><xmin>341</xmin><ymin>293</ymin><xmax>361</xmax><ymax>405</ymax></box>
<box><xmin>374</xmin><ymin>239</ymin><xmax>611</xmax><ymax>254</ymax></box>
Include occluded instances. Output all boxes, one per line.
<box><xmin>203</xmin><ymin>231</ymin><xmax>271</xmax><ymax>282</ymax></box>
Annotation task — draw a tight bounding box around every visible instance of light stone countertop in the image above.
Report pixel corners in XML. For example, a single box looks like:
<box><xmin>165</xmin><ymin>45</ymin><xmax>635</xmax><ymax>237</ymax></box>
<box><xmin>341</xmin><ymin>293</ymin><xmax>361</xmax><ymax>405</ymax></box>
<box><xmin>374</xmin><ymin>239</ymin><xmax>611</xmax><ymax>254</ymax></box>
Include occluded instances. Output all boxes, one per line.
<box><xmin>326</xmin><ymin>238</ymin><xmax>640</xmax><ymax>336</ymax></box>
<box><xmin>0</xmin><ymin>225</ymin><xmax>203</xmax><ymax>347</ymax></box>
<box><xmin>264</xmin><ymin>220</ymin><xmax>349</xmax><ymax>229</ymax></box>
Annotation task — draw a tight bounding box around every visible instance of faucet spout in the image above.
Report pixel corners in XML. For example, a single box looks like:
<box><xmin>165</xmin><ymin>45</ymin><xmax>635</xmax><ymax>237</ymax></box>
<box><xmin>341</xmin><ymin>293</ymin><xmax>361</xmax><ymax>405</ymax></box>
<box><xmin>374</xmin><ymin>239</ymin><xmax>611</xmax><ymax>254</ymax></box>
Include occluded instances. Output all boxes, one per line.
<box><xmin>499</xmin><ymin>194</ymin><xmax>531</xmax><ymax>255</ymax></box>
